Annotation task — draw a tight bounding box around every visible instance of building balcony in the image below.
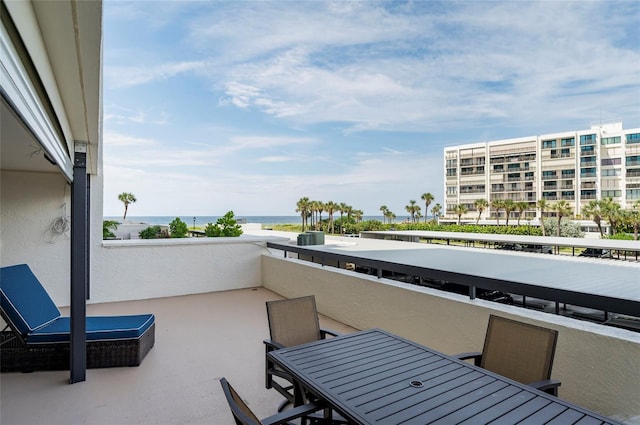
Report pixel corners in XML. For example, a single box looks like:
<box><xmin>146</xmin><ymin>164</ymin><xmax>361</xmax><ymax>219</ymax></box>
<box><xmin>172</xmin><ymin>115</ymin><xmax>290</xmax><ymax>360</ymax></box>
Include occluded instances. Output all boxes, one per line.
<box><xmin>1</xmin><ymin>234</ymin><xmax>639</xmax><ymax>425</ymax></box>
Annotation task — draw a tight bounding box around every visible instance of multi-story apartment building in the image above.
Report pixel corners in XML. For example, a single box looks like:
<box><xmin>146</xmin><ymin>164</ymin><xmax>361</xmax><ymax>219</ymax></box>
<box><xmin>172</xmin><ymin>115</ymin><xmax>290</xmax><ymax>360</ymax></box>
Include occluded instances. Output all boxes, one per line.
<box><xmin>444</xmin><ymin>122</ymin><xmax>640</xmax><ymax>222</ymax></box>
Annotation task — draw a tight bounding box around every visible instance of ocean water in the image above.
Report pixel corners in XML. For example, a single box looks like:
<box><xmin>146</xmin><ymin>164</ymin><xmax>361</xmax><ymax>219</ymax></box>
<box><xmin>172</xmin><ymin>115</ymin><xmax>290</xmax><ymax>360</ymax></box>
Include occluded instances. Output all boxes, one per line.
<box><xmin>103</xmin><ymin>215</ymin><xmax>399</xmax><ymax>226</ymax></box>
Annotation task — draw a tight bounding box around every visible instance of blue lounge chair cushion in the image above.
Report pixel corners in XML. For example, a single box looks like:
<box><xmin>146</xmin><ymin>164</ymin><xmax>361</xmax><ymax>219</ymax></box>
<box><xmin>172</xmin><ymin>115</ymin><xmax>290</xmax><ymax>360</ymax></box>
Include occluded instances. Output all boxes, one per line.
<box><xmin>0</xmin><ymin>264</ymin><xmax>61</xmax><ymax>335</ymax></box>
<box><xmin>26</xmin><ymin>314</ymin><xmax>156</xmax><ymax>344</ymax></box>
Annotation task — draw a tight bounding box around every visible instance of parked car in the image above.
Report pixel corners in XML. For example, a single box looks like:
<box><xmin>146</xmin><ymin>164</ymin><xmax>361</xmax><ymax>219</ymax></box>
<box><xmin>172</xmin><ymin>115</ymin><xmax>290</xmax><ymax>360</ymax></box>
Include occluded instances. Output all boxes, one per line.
<box><xmin>579</xmin><ymin>248</ymin><xmax>611</xmax><ymax>258</ymax></box>
<box><xmin>520</xmin><ymin>244</ymin><xmax>553</xmax><ymax>254</ymax></box>
<box><xmin>496</xmin><ymin>243</ymin><xmax>552</xmax><ymax>254</ymax></box>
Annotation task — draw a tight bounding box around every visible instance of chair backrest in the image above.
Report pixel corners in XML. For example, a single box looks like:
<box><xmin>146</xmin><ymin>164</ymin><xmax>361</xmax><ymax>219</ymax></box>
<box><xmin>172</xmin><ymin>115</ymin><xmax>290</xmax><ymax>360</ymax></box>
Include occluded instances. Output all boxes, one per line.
<box><xmin>480</xmin><ymin>315</ymin><xmax>558</xmax><ymax>385</ymax></box>
<box><xmin>0</xmin><ymin>264</ymin><xmax>61</xmax><ymax>336</ymax></box>
<box><xmin>219</xmin><ymin>378</ymin><xmax>262</xmax><ymax>425</ymax></box>
<box><xmin>266</xmin><ymin>295</ymin><xmax>321</xmax><ymax>347</ymax></box>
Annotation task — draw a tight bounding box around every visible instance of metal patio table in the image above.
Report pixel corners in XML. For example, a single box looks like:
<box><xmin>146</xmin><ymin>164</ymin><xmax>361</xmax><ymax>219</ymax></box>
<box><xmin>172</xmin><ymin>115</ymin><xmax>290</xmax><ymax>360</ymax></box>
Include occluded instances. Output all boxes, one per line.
<box><xmin>267</xmin><ymin>328</ymin><xmax>621</xmax><ymax>425</ymax></box>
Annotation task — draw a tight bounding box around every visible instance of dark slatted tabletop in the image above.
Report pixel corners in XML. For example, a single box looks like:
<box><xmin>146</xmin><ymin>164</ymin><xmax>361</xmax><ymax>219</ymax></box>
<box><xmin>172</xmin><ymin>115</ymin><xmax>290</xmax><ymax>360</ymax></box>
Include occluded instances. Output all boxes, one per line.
<box><xmin>268</xmin><ymin>329</ymin><xmax>621</xmax><ymax>425</ymax></box>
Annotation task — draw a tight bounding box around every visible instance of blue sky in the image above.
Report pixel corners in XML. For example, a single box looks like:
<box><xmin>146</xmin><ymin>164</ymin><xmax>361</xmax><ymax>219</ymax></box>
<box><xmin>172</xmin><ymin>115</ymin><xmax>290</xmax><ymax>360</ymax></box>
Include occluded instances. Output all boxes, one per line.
<box><xmin>102</xmin><ymin>0</ymin><xmax>640</xmax><ymax>217</ymax></box>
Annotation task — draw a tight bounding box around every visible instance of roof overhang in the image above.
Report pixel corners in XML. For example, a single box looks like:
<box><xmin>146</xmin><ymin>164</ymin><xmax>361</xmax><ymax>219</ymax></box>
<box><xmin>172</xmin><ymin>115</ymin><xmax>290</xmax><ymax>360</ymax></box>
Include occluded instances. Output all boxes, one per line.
<box><xmin>1</xmin><ymin>0</ymin><xmax>102</xmax><ymax>179</ymax></box>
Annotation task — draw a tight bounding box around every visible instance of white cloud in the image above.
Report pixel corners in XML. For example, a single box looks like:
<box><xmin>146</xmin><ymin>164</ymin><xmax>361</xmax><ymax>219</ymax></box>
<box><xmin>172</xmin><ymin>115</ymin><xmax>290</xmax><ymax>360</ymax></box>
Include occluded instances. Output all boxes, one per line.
<box><xmin>101</xmin><ymin>1</ymin><xmax>639</xmax><ymax>217</ymax></box>
<box><xmin>105</xmin><ymin>60</ymin><xmax>207</xmax><ymax>89</ymax></box>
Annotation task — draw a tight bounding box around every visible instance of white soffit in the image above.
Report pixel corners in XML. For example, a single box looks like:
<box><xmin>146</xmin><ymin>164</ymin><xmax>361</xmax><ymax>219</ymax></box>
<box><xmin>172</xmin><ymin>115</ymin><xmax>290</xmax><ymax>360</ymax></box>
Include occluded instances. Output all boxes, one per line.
<box><xmin>0</xmin><ymin>8</ymin><xmax>73</xmax><ymax>180</ymax></box>
<box><xmin>32</xmin><ymin>0</ymin><xmax>102</xmax><ymax>174</ymax></box>
<box><xmin>2</xmin><ymin>0</ymin><xmax>103</xmax><ymax>177</ymax></box>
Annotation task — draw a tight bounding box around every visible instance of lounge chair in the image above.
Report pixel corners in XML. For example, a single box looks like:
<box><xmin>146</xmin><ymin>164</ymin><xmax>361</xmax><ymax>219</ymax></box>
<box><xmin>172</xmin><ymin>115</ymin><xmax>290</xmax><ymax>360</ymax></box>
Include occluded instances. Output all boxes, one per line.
<box><xmin>220</xmin><ymin>377</ymin><xmax>329</xmax><ymax>425</ymax></box>
<box><xmin>264</xmin><ymin>295</ymin><xmax>340</xmax><ymax>412</ymax></box>
<box><xmin>0</xmin><ymin>264</ymin><xmax>155</xmax><ymax>372</ymax></box>
<box><xmin>454</xmin><ymin>314</ymin><xmax>561</xmax><ymax>395</ymax></box>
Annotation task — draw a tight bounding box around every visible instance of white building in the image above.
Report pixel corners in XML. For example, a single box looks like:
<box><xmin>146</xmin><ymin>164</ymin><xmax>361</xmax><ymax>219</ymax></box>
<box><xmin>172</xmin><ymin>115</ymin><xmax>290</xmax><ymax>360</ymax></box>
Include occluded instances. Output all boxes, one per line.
<box><xmin>444</xmin><ymin>122</ymin><xmax>640</xmax><ymax>222</ymax></box>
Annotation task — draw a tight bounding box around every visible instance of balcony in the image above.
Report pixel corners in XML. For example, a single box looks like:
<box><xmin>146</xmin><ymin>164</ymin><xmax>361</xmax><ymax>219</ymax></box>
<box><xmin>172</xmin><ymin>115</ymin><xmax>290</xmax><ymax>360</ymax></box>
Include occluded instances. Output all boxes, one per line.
<box><xmin>1</xmin><ymin>234</ymin><xmax>639</xmax><ymax>424</ymax></box>
<box><xmin>0</xmin><ymin>286</ymin><xmax>355</xmax><ymax>425</ymax></box>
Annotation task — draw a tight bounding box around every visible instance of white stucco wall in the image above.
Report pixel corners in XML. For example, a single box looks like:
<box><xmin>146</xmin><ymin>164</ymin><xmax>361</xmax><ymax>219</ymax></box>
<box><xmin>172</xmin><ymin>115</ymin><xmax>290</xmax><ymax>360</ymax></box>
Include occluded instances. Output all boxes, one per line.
<box><xmin>90</xmin><ymin>237</ymin><xmax>277</xmax><ymax>304</ymax></box>
<box><xmin>1</xmin><ymin>170</ymin><xmax>73</xmax><ymax>305</ymax></box>
<box><xmin>1</xmin><ymin>171</ymin><xmax>286</xmax><ymax>306</ymax></box>
<box><xmin>262</xmin><ymin>254</ymin><xmax>640</xmax><ymax>424</ymax></box>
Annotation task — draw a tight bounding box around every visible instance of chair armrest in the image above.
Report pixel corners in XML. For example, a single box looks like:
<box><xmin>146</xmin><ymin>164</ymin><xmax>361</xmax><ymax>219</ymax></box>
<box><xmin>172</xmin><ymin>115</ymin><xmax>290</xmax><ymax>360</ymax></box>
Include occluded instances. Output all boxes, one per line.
<box><xmin>452</xmin><ymin>352</ymin><xmax>482</xmax><ymax>366</ymax></box>
<box><xmin>528</xmin><ymin>379</ymin><xmax>561</xmax><ymax>396</ymax></box>
<box><xmin>262</xmin><ymin>402</ymin><xmax>324</xmax><ymax>425</ymax></box>
<box><xmin>264</xmin><ymin>339</ymin><xmax>286</xmax><ymax>352</ymax></box>
<box><xmin>320</xmin><ymin>328</ymin><xmax>340</xmax><ymax>339</ymax></box>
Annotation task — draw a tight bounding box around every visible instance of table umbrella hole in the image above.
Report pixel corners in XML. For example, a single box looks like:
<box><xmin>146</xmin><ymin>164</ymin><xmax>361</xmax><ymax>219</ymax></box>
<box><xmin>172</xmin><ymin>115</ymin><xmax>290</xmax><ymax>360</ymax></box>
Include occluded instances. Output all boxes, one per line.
<box><xmin>409</xmin><ymin>380</ymin><xmax>424</xmax><ymax>388</ymax></box>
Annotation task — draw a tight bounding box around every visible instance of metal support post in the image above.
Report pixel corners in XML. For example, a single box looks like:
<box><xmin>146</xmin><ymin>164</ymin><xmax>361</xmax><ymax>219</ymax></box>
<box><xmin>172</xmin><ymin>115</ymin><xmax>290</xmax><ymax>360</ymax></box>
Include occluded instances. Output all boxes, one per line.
<box><xmin>70</xmin><ymin>142</ymin><xmax>88</xmax><ymax>383</ymax></box>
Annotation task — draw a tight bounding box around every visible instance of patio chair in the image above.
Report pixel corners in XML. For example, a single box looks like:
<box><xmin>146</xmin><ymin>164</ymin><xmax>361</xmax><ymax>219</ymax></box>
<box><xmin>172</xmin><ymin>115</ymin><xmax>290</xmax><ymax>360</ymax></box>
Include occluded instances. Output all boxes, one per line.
<box><xmin>454</xmin><ymin>314</ymin><xmax>561</xmax><ymax>396</ymax></box>
<box><xmin>0</xmin><ymin>264</ymin><xmax>155</xmax><ymax>372</ymax></box>
<box><xmin>220</xmin><ymin>377</ymin><xmax>328</xmax><ymax>425</ymax></box>
<box><xmin>264</xmin><ymin>295</ymin><xmax>340</xmax><ymax>412</ymax></box>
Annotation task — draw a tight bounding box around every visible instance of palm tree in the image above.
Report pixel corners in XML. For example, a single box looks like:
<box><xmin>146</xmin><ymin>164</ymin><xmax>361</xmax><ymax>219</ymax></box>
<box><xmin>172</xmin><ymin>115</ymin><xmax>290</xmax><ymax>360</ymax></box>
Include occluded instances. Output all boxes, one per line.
<box><xmin>600</xmin><ymin>197</ymin><xmax>622</xmax><ymax>235</ymax></box>
<box><xmin>491</xmin><ymin>199</ymin><xmax>504</xmax><ymax>225</ymax></box>
<box><xmin>515</xmin><ymin>201</ymin><xmax>529</xmax><ymax>225</ymax></box>
<box><xmin>582</xmin><ymin>200</ymin><xmax>604</xmax><ymax>237</ymax></box>
<box><xmin>454</xmin><ymin>204</ymin><xmax>468</xmax><ymax>225</ymax></box>
<box><xmin>474</xmin><ymin>199</ymin><xmax>488</xmax><ymax>224</ymax></box>
<box><xmin>339</xmin><ymin>203</ymin><xmax>349</xmax><ymax>234</ymax></box>
<box><xmin>536</xmin><ymin>199</ymin><xmax>549</xmax><ymax>236</ymax></box>
<box><xmin>325</xmin><ymin>201</ymin><xmax>338</xmax><ymax>234</ymax></box>
<box><xmin>431</xmin><ymin>204</ymin><xmax>442</xmax><ymax>223</ymax></box>
<box><xmin>385</xmin><ymin>210</ymin><xmax>396</xmax><ymax>224</ymax></box>
<box><xmin>295</xmin><ymin>197</ymin><xmax>310</xmax><ymax>231</ymax></box>
<box><xmin>352</xmin><ymin>209</ymin><xmax>363</xmax><ymax>222</ymax></box>
<box><xmin>344</xmin><ymin>204</ymin><xmax>353</xmax><ymax>222</ymax></box>
<box><xmin>629</xmin><ymin>201</ymin><xmax>640</xmax><ymax>241</ymax></box>
<box><xmin>405</xmin><ymin>200</ymin><xmax>418</xmax><ymax>223</ymax></box>
<box><xmin>316</xmin><ymin>201</ymin><xmax>325</xmax><ymax>230</ymax></box>
<box><xmin>118</xmin><ymin>192</ymin><xmax>137</xmax><ymax>220</ymax></box>
<box><xmin>421</xmin><ymin>193</ymin><xmax>434</xmax><ymax>223</ymax></box>
<box><xmin>503</xmin><ymin>199</ymin><xmax>515</xmax><ymax>226</ymax></box>
<box><xmin>380</xmin><ymin>205</ymin><xmax>389</xmax><ymax>225</ymax></box>
<box><xmin>308</xmin><ymin>200</ymin><xmax>317</xmax><ymax>229</ymax></box>
<box><xmin>552</xmin><ymin>200</ymin><xmax>573</xmax><ymax>237</ymax></box>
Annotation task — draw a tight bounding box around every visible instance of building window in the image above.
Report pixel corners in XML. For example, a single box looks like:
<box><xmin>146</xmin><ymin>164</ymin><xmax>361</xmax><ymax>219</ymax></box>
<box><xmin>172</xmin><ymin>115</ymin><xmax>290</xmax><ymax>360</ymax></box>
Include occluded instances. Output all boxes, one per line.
<box><xmin>580</xmin><ymin>190</ymin><xmax>597</xmax><ymax>199</ymax></box>
<box><xmin>627</xmin><ymin>133</ymin><xmax>640</xmax><ymax>144</ymax></box>
<box><xmin>447</xmin><ymin>168</ymin><xmax>457</xmax><ymax>176</ymax></box>
<box><xmin>580</xmin><ymin>168</ymin><xmax>596</xmax><ymax>178</ymax></box>
<box><xmin>627</xmin><ymin>189</ymin><xmax>640</xmax><ymax>199</ymax></box>
<box><xmin>601</xmin><ymin>158</ymin><xmax>621</xmax><ymax>166</ymax></box>
<box><xmin>627</xmin><ymin>168</ymin><xmax>640</xmax><ymax>178</ymax></box>
<box><xmin>580</xmin><ymin>134</ymin><xmax>596</xmax><ymax>145</ymax></box>
<box><xmin>626</xmin><ymin>156</ymin><xmax>640</xmax><ymax>167</ymax></box>
<box><xmin>580</xmin><ymin>145</ymin><xmax>595</xmax><ymax>155</ymax></box>
<box><xmin>447</xmin><ymin>186</ymin><xmax>457</xmax><ymax>195</ymax></box>
<box><xmin>561</xmin><ymin>138</ymin><xmax>575</xmax><ymax>147</ymax></box>
<box><xmin>561</xmin><ymin>169</ymin><xmax>575</xmax><ymax>179</ymax></box>
<box><xmin>601</xmin><ymin>190</ymin><xmax>621</xmax><ymax>198</ymax></box>
<box><xmin>580</xmin><ymin>156</ymin><xmax>596</xmax><ymax>164</ymax></box>
<box><xmin>602</xmin><ymin>168</ymin><xmax>620</xmax><ymax>177</ymax></box>
<box><xmin>601</xmin><ymin>136</ymin><xmax>621</xmax><ymax>145</ymax></box>
<box><xmin>542</xmin><ymin>170</ymin><xmax>556</xmax><ymax>180</ymax></box>
<box><xmin>542</xmin><ymin>140</ymin><xmax>556</xmax><ymax>149</ymax></box>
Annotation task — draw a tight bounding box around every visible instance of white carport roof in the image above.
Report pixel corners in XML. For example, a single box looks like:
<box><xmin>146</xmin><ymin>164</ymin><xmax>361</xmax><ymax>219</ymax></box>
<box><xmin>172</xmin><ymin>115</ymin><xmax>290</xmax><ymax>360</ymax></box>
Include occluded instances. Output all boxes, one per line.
<box><xmin>268</xmin><ymin>237</ymin><xmax>640</xmax><ymax>317</ymax></box>
<box><xmin>361</xmin><ymin>231</ymin><xmax>640</xmax><ymax>252</ymax></box>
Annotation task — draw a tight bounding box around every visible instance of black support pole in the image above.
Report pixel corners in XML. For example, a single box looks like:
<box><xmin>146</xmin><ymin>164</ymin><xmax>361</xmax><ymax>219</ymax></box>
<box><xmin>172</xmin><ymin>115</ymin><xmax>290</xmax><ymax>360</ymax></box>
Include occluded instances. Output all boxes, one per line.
<box><xmin>70</xmin><ymin>143</ymin><xmax>88</xmax><ymax>384</ymax></box>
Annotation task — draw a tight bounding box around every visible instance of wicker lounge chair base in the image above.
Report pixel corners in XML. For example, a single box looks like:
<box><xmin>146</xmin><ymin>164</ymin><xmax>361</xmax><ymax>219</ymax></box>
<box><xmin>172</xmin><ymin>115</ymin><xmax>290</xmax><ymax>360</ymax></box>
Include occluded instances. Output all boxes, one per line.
<box><xmin>1</xmin><ymin>264</ymin><xmax>156</xmax><ymax>373</ymax></box>
<box><xmin>1</xmin><ymin>324</ymin><xmax>155</xmax><ymax>372</ymax></box>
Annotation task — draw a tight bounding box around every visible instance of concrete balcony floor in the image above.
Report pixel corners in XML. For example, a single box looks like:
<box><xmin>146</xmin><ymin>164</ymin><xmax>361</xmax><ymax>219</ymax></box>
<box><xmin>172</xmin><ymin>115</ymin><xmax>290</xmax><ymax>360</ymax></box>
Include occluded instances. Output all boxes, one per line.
<box><xmin>0</xmin><ymin>288</ymin><xmax>356</xmax><ymax>425</ymax></box>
